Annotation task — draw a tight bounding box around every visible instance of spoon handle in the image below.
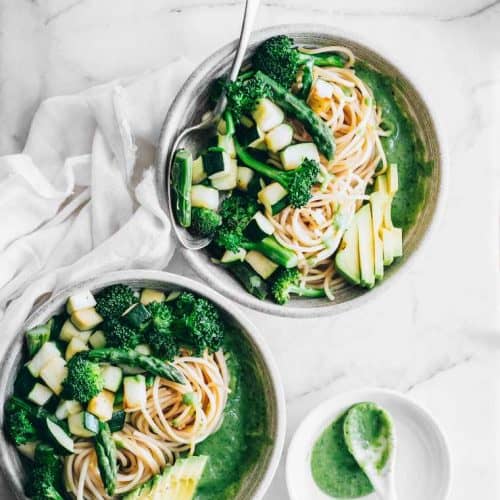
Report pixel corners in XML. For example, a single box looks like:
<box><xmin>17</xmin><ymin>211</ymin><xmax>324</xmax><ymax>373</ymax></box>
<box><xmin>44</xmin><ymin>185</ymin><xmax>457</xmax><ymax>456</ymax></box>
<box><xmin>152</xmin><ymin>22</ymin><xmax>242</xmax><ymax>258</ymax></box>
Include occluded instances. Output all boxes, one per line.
<box><xmin>228</xmin><ymin>0</ymin><xmax>260</xmax><ymax>81</ymax></box>
<box><xmin>213</xmin><ymin>0</ymin><xmax>260</xmax><ymax>116</ymax></box>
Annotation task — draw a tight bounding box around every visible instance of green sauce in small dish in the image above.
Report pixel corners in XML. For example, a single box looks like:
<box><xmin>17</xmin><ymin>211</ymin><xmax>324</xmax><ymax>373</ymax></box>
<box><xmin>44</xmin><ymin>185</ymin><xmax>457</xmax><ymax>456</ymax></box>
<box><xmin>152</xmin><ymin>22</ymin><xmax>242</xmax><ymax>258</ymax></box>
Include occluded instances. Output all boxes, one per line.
<box><xmin>311</xmin><ymin>402</ymin><xmax>394</xmax><ymax>498</ymax></box>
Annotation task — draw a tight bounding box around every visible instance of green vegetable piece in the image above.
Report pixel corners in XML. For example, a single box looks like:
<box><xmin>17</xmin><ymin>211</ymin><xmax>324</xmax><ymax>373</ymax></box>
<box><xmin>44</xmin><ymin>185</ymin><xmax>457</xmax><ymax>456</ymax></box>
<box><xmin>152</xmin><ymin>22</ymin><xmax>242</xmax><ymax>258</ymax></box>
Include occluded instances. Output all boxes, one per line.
<box><xmin>255</xmin><ymin>71</ymin><xmax>335</xmax><ymax>160</ymax></box>
<box><xmin>26</xmin><ymin>443</ymin><xmax>65</xmax><ymax>500</ymax></box>
<box><xmin>271</xmin><ymin>267</ymin><xmax>326</xmax><ymax>305</ymax></box>
<box><xmin>234</xmin><ymin>137</ymin><xmax>320</xmax><ymax>208</ymax></box>
<box><xmin>190</xmin><ymin>207</ymin><xmax>222</xmax><ymax>238</ymax></box>
<box><xmin>252</xmin><ymin>35</ymin><xmax>345</xmax><ymax>89</ymax></box>
<box><xmin>26</xmin><ymin>319</ymin><xmax>53</xmax><ymax>357</ymax></box>
<box><xmin>172</xmin><ymin>148</ymin><xmax>193</xmax><ymax>228</ymax></box>
<box><xmin>95</xmin><ymin>284</ymin><xmax>136</xmax><ymax>320</ymax></box>
<box><xmin>108</xmin><ymin>410</ymin><xmax>126</xmax><ymax>432</ymax></box>
<box><xmin>223</xmin><ymin>262</ymin><xmax>269</xmax><ymax>300</ymax></box>
<box><xmin>95</xmin><ymin>422</ymin><xmax>118</xmax><ymax>495</ymax></box>
<box><xmin>123</xmin><ymin>303</ymin><xmax>151</xmax><ymax>331</ymax></box>
<box><xmin>63</xmin><ymin>356</ymin><xmax>104</xmax><ymax>404</ymax></box>
<box><xmin>74</xmin><ymin>348</ymin><xmax>186</xmax><ymax>385</ymax></box>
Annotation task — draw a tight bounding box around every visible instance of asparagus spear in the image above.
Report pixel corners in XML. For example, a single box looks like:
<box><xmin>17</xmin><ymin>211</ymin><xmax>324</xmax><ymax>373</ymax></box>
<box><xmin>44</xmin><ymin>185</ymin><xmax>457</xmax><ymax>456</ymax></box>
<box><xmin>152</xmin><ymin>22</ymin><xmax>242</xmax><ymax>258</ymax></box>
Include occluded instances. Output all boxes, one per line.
<box><xmin>172</xmin><ymin>149</ymin><xmax>193</xmax><ymax>228</ymax></box>
<box><xmin>95</xmin><ymin>422</ymin><xmax>117</xmax><ymax>496</ymax></box>
<box><xmin>75</xmin><ymin>349</ymin><xmax>185</xmax><ymax>384</ymax></box>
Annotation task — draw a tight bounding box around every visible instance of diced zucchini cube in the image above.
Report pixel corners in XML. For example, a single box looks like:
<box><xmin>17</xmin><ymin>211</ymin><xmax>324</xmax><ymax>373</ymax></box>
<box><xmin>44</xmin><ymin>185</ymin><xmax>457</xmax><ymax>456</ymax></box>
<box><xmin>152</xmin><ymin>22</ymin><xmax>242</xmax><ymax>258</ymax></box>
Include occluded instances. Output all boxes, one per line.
<box><xmin>192</xmin><ymin>156</ymin><xmax>207</xmax><ymax>185</ymax></box>
<box><xmin>135</xmin><ymin>344</ymin><xmax>152</xmax><ymax>356</ymax></box>
<box><xmin>66</xmin><ymin>290</ymin><xmax>96</xmax><ymax>314</ymax></box>
<box><xmin>89</xmin><ymin>330</ymin><xmax>106</xmax><ymax>349</ymax></box>
<box><xmin>60</xmin><ymin>319</ymin><xmax>92</xmax><ymax>343</ymax></box>
<box><xmin>70</xmin><ymin>307</ymin><xmax>103</xmax><ymax>331</ymax></box>
<box><xmin>211</xmin><ymin>159</ymin><xmax>238</xmax><ymax>191</ymax></box>
<box><xmin>202</xmin><ymin>149</ymin><xmax>231</xmax><ymax>179</ymax></box>
<box><xmin>265</xmin><ymin>124</ymin><xmax>293</xmax><ymax>153</ymax></box>
<box><xmin>17</xmin><ymin>442</ymin><xmax>38</xmax><ymax>460</ymax></box>
<box><xmin>235</xmin><ymin>122</ymin><xmax>265</xmax><ymax>148</ymax></box>
<box><xmin>140</xmin><ymin>289</ymin><xmax>165</xmax><ymax>305</ymax></box>
<box><xmin>280</xmin><ymin>143</ymin><xmax>320</xmax><ymax>171</ymax></box>
<box><xmin>65</xmin><ymin>337</ymin><xmax>89</xmax><ymax>361</ymax></box>
<box><xmin>258</xmin><ymin>182</ymin><xmax>288</xmax><ymax>212</ymax></box>
<box><xmin>40</xmin><ymin>357</ymin><xmax>67</xmax><ymax>395</ymax></box>
<box><xmin>191</xmin><ymin>185</ymin><xmax>219</xmax><ymax>211</ymax></box>
<box><xmin>123</xmin><ymin>303</ymin><xmax>151</xmax><ymax>331</ymax></box>
<box><xmin>101</xmin><ymin>365</ymin><xmax>123</xmax><ymax>392</ymax></box>
<box><xmin>251</xmin><ymin>98</ymin><xmax>284</xmax><ymax>132</ymax></box>
<box><xmin>55</xmin><ymin>400</ymin><xmax>83</xmax><ymax>420</ymax></box>
<box><xmin>221</xmin><ymin>249</ymin><xmax>247</xmax><ymax>263</ymax></box>
<box><xmin>27</xmin><ymin>341</ymin><xmax>62</xmax><ymax>377</ymax></box>
<box><xmin>245</xmin><ymin>251</ymin><xmax>279</xmax><ymax>279</ymax></box>
<box><xmin>28</xmin><ymin>383</ymin><xmax>53</xmax><ymax>406</ymax></box>
<box><xmin>236</xmin><ymin>166</ymin><xmax>255</xmax><ymax>191</ymax></box>
<box><xmin>123</xmin><ymin>375</ymin><xmax>147</xmax><ymax>411</ymax></box>
<box><xmin>87</xmin><ymin>390</ymin><xmax>115</xmax><ymax>422</ymax></box>
<box><xmin>68</xmin><ymin>411</ymin><xmax>96</xmax><ymax>437</ymax></box>
<box><xmin>244</xmin><ymin>212</ymin><xmax>275</xmax><ymax>241</ymax></box>
<box><xmin>307</xmin><ymin>78</ymin><xmax>335</xmax><ymax>115</ymax></box>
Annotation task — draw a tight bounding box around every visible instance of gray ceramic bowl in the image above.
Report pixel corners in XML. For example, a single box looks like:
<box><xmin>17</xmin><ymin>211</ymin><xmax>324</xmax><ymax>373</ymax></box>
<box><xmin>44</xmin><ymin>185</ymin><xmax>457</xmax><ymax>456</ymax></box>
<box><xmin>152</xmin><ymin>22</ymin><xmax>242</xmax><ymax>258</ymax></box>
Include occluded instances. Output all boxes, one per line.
<box><xmin>156</xmin><ymin>24</ymin><xmax>447</xmax><ymax>318</ymax></box>
<box><xmin>0</xmin><ymin>270</ymin><xmax>286</xmax><ymax>500</ymax></box>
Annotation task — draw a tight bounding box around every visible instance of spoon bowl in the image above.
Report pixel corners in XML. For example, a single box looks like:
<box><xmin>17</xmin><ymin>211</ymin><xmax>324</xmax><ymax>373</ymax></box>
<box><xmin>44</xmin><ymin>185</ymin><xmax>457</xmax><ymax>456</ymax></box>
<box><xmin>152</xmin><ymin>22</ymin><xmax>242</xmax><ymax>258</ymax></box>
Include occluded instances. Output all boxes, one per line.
<box><xmin>166</xmin><ymin>0</ymin><xmax>260</xmax><ymax>250</ymax></box>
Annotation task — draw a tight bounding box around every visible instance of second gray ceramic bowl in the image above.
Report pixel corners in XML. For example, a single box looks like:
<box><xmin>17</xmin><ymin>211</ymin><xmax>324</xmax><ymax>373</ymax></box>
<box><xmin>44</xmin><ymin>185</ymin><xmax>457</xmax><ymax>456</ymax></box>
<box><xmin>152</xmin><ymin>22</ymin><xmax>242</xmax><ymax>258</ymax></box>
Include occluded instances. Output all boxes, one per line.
<box><xmin>156</xmin><ymin>24</ymin><xmax>446</xmax><ymax>318</ymax></box>
<box><xmin>0</xmin><ymin>270</ymin><xmax>286</xmax><ymax>500</ymax></box>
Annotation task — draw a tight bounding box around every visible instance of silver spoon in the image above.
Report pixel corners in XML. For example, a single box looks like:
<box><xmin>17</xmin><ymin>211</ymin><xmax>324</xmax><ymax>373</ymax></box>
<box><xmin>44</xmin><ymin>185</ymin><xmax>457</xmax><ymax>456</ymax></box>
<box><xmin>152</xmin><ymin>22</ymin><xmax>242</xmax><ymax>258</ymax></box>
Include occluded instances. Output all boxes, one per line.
<box><xmin>167</xmin><ymin>0</ymin><xmax>261</xmax><ymax>250</ymax></box>
<box><xmin>344</xmin><ymin>402</ymin><xmax>398</xmax><ymax>500</ymax></box>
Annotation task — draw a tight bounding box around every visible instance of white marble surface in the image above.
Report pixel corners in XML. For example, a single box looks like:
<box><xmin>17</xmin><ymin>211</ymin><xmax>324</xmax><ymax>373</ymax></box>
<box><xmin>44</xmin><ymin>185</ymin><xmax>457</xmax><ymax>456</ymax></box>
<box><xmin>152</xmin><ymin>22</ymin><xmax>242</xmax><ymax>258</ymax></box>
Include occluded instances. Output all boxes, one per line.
<box><xmin>1</xmin><ymin>0</ymin><xmax>499</xmax><ymax>498</ymax></box>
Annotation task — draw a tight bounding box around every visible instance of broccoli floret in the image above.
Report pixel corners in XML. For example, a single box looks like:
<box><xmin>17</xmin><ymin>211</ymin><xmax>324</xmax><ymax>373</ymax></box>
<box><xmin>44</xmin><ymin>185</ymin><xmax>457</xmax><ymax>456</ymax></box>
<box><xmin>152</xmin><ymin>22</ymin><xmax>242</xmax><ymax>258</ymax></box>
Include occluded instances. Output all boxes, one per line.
<box><xmin>213</xmin><ymin>192</ymin><xmax>298</xmax><ymax>267</ymax></box>
<box><xmin>63</xmin><ymin>356</ymin><xmax>104</xmax><ymax>403</ymax></box>
<box><xmin>235</xmin><ymin>140</ymin><xmax>320</xmax><ymax>208</ymax></box>
<box><xmin>214</xmin><ymin>193</ymin><xmax>259</xmax><ymax>252</ymax></box>
<box><xmin>252</xmin><ymin>35</ymin><xmax>346</xmax><ymax>89</ymax></box>
<box><xmin>271</xmin><ymin>268</ymin><xmax>326</xmax><ymax>304</ymax></box>
<box><xmin>226</xmin><ymin>74</ymin><xmax>272</xmax><ymax>120</ymax></box>
<box><xmin>144</xmin><ymin>302</ymin><xmax>177</xmax><ymax>360</ymax></box>
<box><xmin>26</xmin><ymin>444</ymin><xmax>63</xmax><ymax>500</ymax></box>
<box><xmin>190</xmin><ymin>207</ymin><xmax>222</xmax><ymax>238</ymax></box>
<box><xmin>4</xmin><ymin>398</ymin><xmax>38</xmax><ymax>445</ymax></box>
<box><xmin>103</xmin><ymin>318</ymin><xmax>142</xmax><ymax>349</ymax></box>
<box><xmin>218</xmin><ymin>193</ymin><xmax>259</xmax><ymax>227</ymax></box>
<box><xmin>95</xmin><ymin>284</ymin><xmax>136</xmax><ymax>319</ymax></box>
<box><xmin>172</xmin><ymin>293</ymin><xmax>225</xmax><ymax>355</ymax></box>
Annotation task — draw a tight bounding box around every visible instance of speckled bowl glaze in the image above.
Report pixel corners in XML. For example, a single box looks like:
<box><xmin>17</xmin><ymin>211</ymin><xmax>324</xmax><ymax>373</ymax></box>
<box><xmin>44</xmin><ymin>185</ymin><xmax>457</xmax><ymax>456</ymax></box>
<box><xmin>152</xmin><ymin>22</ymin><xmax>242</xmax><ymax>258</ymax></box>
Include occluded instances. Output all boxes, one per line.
<box><xmin>156</xmin><ymin>24</ymin><xmax>447</xmax><ymax>318</ymax></box>
<box><xmin>0</xmin><ymin>270</ymin><xmax>286</xmax><ymax>500</ymax></box>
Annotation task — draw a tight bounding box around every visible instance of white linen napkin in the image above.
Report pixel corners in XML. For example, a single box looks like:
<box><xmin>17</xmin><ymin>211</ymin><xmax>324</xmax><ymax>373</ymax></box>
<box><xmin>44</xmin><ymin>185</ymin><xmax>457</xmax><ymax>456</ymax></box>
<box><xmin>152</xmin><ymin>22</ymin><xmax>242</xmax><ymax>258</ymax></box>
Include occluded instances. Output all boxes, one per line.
<box><xmin>0</xmin><ymin>58</ymin><xmax>193</xmax><ymax>350</ymax></box>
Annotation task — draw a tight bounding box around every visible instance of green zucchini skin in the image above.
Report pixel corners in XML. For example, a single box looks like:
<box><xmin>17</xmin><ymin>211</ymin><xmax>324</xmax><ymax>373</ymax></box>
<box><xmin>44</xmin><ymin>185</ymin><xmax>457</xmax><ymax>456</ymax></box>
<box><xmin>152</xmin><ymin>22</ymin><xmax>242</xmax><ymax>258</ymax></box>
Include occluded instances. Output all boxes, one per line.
<box><xmin>224</xmin><ymin>262</ymin><xmax>269</xmax><ymax>300</ymax></box>
<box><xmin>172</xmin><ymin>149</ymin><xmax>193</xmax><ymax>228</ymax></box>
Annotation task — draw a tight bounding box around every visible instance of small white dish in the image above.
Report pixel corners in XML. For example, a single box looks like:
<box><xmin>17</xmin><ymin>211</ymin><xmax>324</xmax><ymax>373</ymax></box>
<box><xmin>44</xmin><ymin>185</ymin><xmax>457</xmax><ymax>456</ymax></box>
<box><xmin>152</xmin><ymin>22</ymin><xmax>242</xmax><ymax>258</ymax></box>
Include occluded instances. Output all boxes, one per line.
<box><xmin>286</xmin><ymin>388</ymin><xmax>451</xmax><ymax>500</ymax></box>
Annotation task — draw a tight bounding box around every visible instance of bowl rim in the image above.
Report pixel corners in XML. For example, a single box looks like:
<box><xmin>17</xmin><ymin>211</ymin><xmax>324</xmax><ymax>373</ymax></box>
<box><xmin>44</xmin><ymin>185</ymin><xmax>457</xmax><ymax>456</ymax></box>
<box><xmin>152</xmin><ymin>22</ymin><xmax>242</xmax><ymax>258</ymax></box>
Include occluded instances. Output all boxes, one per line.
<box><xmin>155</xmin><ymin>23</ymin><xmax>449</xmax><ymax>318</ymax></box>
<box><xmin>0</xmin><ymin>270</ymin><xmax>286</xmax><ymax>500</ymax></box>
<box><xmin>285</xmin><ymin>387</ymin><xmax>452</xmax><ymax>500</ymax></box>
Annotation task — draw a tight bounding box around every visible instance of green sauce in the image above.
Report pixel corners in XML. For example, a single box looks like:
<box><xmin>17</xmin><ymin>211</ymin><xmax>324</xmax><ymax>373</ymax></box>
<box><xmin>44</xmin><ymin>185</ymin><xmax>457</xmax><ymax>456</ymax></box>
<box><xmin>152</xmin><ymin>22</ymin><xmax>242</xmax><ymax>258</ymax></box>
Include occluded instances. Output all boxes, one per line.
<box><xmin>311</xmin><ymin>403</ymin><xmax>394</xmax><ymax>498</ymax></box>
<box><xmin>311</xmin><ymin>411</ymin><xmax>374</xmax><ymax>498</ymax></box>
<box><xmin>354</xmin><ymin>63</ymin><xmax>431</xmax><ymax>230</ymax></box>
<box><xmin>194</xmin><ymin>328</ymin><xmax>269</xmax><ymax>499</ymax></box>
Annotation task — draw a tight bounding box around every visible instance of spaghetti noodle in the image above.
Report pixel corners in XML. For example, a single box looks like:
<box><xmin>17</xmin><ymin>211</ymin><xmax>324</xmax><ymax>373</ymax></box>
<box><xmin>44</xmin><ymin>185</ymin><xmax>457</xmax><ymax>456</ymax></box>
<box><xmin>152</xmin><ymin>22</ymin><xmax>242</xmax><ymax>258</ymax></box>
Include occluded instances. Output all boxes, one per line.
<box><xmin>265</xmin><ymin>46</ymin><xmax>389</xmax><ymax>298</ymax></box>
<box><xmin>65</xmin><ymin>350</ymin><xmax>230</xmax><ymax>499</ymax></box>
